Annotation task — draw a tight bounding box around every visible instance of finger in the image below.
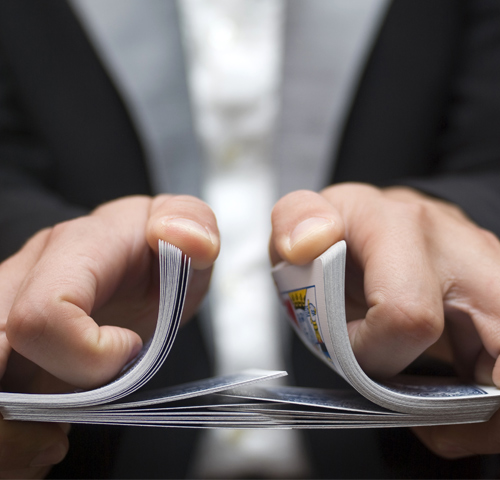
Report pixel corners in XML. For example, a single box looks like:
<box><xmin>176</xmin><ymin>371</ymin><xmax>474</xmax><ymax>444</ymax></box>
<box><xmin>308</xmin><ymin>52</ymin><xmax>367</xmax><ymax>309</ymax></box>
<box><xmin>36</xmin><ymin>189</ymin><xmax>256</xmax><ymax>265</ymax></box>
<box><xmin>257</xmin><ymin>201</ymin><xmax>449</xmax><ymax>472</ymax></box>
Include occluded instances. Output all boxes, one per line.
<box><xmin>475</xmin><ymin>348</ymin><xmax>496</xmax><ymax>385</ymax></box>
<box><xmin>270</xmin><ymin>190</ymin><xmax>344</xmax><ymax>265</ymax></box>
<box><xmin>322</xmin><ymin>184</ymin><xmax>444</xmax><ymax>378</ymax></box>
<box><xmin>413</xmin><ymin>408</ymin><xmax>500</xmax><ymax>458</ymax></box>
<box><xmin>6</xmin><ymin>197</ymin><xmax>155</xmax><ymax>389</ymax></box>
<box><xmin>384</xmin><ymin>188</ymin><xmax>500</xmax><ymax>381</ymax></box>
<box><xmin>0</xmin><ymin>231</ymin><xmax>51</xmax><ymax>379</ymax></box>
<box><xmin>147</xmin><ymin>195</ymin><xmax>220</xmax><ymax>270</ymax></box>
<box><xmin>346</xmin><ymin>246</ymin><xmax>444</xmax><ymax>378</ymax></box>
<box><xmin>442</xmin><ymin>308</ymin><xmax>483</xmax><ymax>380</ymax></box>
<box><xmin>442</xmin><ymin>233</ymin><xmax>500</xmax><ymax>387</ymax></box>
<box><xmin>0</xmin><ymin>417</ymin><xmax>68</xmax><ymax>472</ymax></box>
<box><xmin>0</xmin><ymin>229</ymin><xmax>51</xmax><ymax>319</ymax></box>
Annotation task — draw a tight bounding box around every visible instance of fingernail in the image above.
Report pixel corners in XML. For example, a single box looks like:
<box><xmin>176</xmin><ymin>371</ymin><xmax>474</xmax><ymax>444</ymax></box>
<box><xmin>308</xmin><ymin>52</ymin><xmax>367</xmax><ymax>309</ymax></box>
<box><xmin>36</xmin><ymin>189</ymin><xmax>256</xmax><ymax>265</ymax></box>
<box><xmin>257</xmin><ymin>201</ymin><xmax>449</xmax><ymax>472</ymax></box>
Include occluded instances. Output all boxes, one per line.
<box><xmin>161</xmin><ymin>218</ymin><xmax>213</xmax><ymax>244</ymax></box>
<box><xmin>436</xmin><ymin>442</ymin><xmax>472</xmax><ymax>459</ymax></box>
<box><xmin>289</xmin><ymin>217</ymin><xmax>334</xmax><ymax>250</ymax></box>
<box><xmin>31</xmin><ymin>443</ymin><xmax>67</xmax><ymax>467</ymax></box>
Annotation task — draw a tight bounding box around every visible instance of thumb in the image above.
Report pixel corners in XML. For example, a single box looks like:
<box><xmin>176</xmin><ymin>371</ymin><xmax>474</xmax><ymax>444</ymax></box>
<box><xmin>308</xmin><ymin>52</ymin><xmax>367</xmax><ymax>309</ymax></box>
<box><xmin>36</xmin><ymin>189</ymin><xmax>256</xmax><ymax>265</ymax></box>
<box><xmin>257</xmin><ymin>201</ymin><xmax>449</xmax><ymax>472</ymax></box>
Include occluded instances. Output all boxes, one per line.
<box><xmin>270</xmin><ymin>190</ymin><xmax>345</xmax><ymax>266</ymax></box>
<box><xmin>147</xmin><ymin>195</ymin><xmax>220</xmax><ymax>270</ymax></box>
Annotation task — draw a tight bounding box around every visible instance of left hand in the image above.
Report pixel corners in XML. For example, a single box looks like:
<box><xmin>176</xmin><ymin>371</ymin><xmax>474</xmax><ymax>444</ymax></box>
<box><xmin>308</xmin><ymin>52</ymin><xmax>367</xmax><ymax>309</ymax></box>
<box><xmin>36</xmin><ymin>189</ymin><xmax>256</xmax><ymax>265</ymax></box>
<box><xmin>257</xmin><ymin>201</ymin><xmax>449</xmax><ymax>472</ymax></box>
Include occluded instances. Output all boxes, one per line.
<box><xmin>270</xmin><ymin>183</ymin><xmax>500</xmax><ymax>458</ymax></box>
<box><xmin>3</xmin><ymin>194</ymin><xmax>220</xmax><ymax>392</ymax></box>
<box><xmin>0</xmin><ymin>193</ymin><xmax>220</xmax><ymax>477</ymax></box>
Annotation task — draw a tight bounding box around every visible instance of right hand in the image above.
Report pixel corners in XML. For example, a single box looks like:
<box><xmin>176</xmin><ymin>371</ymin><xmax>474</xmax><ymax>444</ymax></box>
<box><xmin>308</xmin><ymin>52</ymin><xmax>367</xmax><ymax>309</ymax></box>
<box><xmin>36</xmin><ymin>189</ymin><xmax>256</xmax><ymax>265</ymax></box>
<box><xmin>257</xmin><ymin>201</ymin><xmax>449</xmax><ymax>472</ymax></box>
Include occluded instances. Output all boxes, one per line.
<box><xmin>0</xmin><ymin>194</ymin><xmax>220</xmax><ymax>478</ymax></box>
<box><xmin>270</xmin><ymin>185</ymin><xmax>500</xmax><ymax>459</ymax></box>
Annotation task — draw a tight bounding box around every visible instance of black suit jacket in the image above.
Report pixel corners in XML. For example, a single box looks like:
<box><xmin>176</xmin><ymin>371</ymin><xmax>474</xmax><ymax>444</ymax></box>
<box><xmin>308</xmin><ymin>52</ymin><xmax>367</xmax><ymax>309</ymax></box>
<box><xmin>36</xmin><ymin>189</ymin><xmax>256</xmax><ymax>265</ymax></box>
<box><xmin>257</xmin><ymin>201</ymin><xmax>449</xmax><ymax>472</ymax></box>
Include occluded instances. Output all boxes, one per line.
<box><xmin>0</xmin><ymin>0</ymin><xmax>500</xmax><ymax>478</ymax></box>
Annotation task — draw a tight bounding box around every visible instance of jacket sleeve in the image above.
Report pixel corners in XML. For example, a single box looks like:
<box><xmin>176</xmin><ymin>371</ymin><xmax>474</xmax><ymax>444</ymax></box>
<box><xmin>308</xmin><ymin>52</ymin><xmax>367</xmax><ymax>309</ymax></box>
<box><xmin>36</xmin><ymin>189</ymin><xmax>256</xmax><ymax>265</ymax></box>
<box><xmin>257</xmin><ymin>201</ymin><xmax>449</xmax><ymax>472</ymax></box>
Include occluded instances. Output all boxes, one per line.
<box><xmin>400</xmin><ymin>0</ymin><xmax>500</xmax><ymax>236</ymax></box>
<box><xmin>0</xmin><ymin>55</ymin><xmax>87</xmax><ymax>261</ymax></box>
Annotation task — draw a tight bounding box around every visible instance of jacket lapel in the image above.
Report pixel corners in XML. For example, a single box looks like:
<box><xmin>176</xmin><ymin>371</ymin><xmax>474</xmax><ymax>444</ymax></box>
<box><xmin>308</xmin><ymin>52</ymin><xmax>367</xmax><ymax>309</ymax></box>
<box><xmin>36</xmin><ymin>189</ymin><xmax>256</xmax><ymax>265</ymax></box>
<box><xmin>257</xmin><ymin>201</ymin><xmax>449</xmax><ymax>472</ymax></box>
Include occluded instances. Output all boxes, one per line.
<box><xmin>70</xmin><ymin>0</ymin><xmax>202</xmax><ymax>196</ymax></box>
<box><xmin>274</xmin><ymin>0</ymin><xmax>390</xmax><ymax>195</ymax></box>
<box><xmin>334</xmin><ymin>0</ymin><xmax>465</xmax><ymax>184</ymax></box>
<box><xmin>0</xmin><ymin>0</ymin><xmax>151</xmax><ymax>207</ymax></box>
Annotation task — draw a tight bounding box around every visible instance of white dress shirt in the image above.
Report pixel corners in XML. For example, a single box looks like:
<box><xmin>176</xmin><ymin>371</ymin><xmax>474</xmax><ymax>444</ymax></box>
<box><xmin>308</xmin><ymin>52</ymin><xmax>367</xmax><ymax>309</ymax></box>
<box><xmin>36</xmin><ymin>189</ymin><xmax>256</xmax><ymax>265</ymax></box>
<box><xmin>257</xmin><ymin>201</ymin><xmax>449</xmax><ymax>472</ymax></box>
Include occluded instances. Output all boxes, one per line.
<box><xmin>68</xmin><ymin>1</ymin><xmax>389</xmax><ymax>476</ymax></box>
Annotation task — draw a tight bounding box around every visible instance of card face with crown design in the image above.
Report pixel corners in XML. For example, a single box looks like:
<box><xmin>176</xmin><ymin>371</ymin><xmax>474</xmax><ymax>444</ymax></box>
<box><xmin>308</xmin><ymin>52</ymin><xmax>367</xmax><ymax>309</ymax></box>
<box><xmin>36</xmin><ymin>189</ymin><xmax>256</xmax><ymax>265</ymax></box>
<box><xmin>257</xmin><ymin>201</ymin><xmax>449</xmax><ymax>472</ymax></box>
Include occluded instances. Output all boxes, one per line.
<box><xmin>0</xmin><ymin>241</ymin><xmax>287</xmax><ymax>427</ymax></box>
<box><xmin>2</xmin><ymin>241</ymin><xmax>500</xmax><ymax>429</ymax></box>
<box><xmin>270</xmin><ymin>240</ymin><xmax>500</xmax><ymax>423</ymax></box>
<box><xmin>279</xmin><ymin>285</ymin><xmax>333</xmax><ymax>365</ymax></box>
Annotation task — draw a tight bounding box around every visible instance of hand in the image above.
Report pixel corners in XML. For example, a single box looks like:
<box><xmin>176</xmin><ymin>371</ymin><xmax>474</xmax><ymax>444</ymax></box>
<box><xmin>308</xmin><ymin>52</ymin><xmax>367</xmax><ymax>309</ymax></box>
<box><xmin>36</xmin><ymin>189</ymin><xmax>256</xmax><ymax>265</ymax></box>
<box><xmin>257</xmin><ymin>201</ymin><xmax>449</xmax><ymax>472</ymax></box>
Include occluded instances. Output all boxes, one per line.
<box><xmin>0</xmin><ymin>194</ymin><xmax>219</xmax><ymax>477</ymax></box>
<box><xmin>270</xmin><ymin>183</ymin><xmax>500</xmax><ymax>457</ymax></box>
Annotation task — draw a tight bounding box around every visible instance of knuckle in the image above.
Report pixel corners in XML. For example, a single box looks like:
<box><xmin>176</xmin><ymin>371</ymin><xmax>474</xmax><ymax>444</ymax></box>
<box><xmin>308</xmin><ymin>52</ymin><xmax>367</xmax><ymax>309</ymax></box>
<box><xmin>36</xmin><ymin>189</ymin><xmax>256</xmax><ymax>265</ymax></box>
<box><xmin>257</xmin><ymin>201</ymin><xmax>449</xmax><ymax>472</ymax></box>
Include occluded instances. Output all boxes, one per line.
<box><xmin>48</xmin><ymin>217</ymin><xmax>88</xmax><ymax>240</ymax></box>
<box><xmin>396</xmin><ymin>200</ymin><xmax>429</xmax><ymax>225</ymax></box>
<box><xmin>388</xmin><ymin>197</ymin><xmax>444</xmax><ymax>235</ymax></box>
<box><xmin>45</xmin><ymin>218</ymin><xmax>85</xmax><ymax>248</ymax></box>
<box><xmin>478</xmin><ymin>228</ymin><xmax>500</xmax><ymax>249</ymax></box>
<box><xmin>6</xmin><ymin>299</ymin><xmax>51</xmax><ymax>353</ymax></box>
<box><xmin>375</xmin><ymin>298</ymin><xmax>444</xmax><ymax>345</ymax></box>
<box><xmin>22</xmin><ymin>227</ymin><xmax>53</xmax><ymax>252</ymax></box>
